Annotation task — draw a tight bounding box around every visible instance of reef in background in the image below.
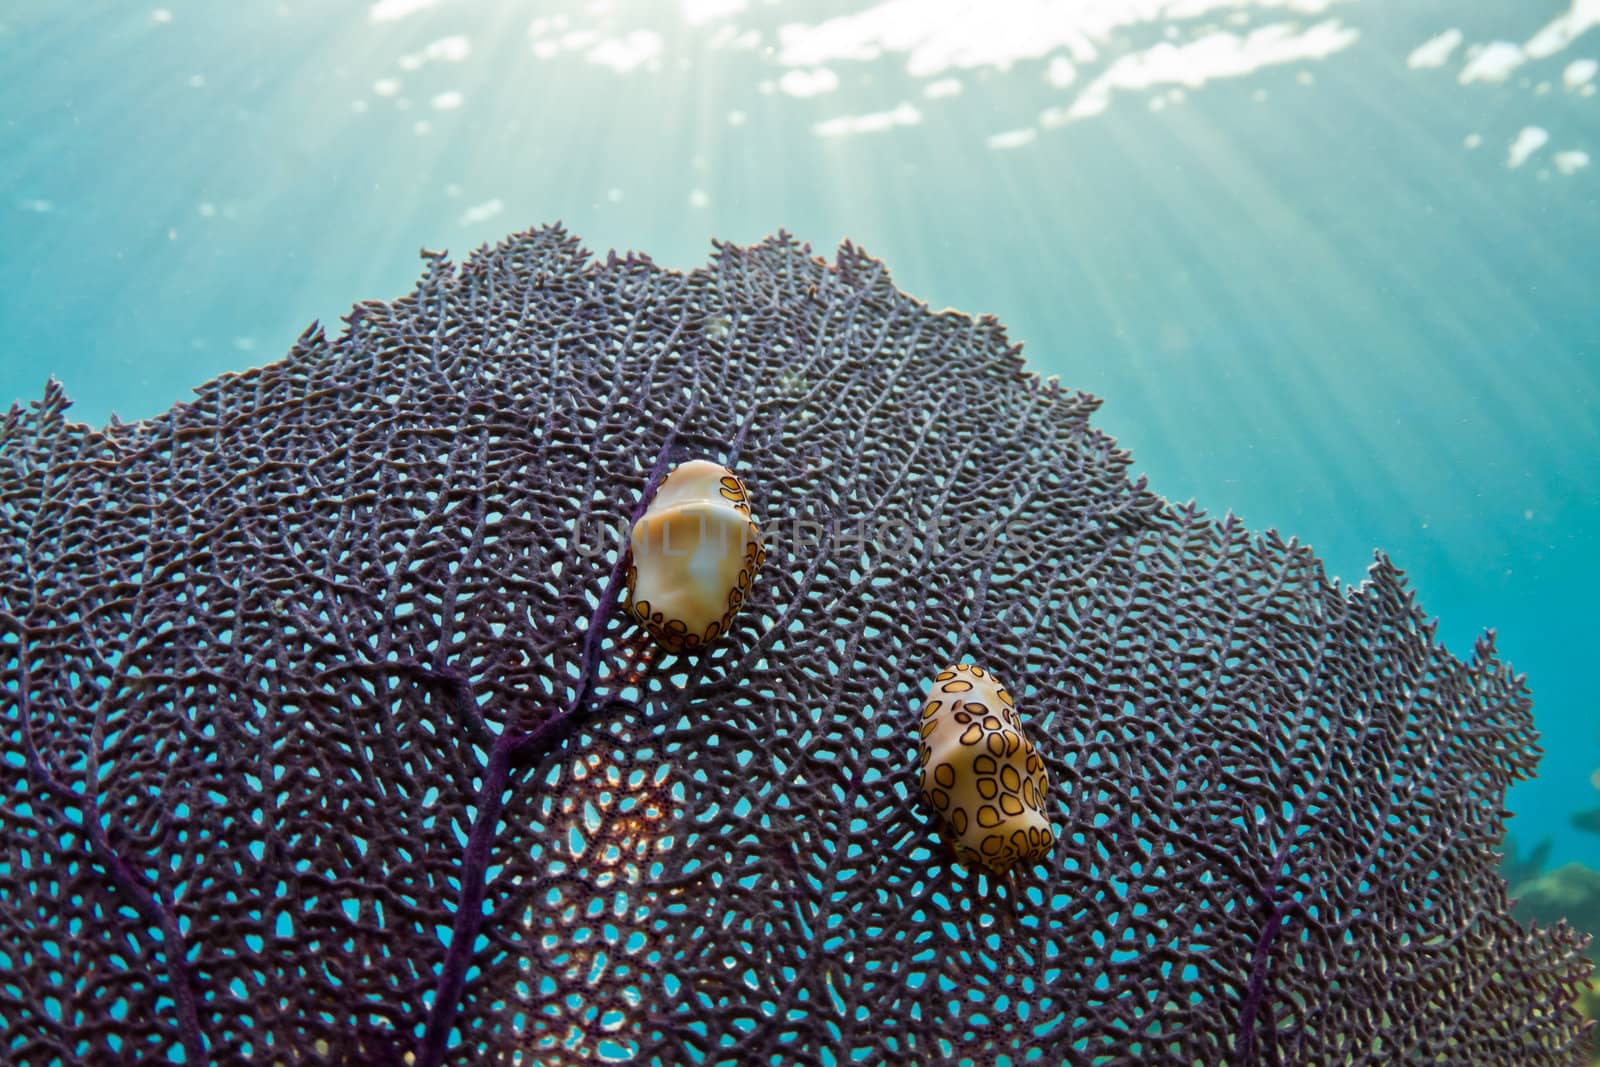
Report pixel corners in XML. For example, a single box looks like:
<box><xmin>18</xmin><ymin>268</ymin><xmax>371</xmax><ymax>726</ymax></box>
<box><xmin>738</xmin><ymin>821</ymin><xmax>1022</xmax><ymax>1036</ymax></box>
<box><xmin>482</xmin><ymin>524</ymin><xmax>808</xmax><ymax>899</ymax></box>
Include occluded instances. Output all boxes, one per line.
<box><xmin>1574</xmin><ymin>766</ymin><xmax>1600</xmax><ymax>838</ymax></box>
<box><xmin>1</xmin><ymin>226</ymin><xmax>1593</xmax><ymax>1064</ymax></box>
<box><xmin>1503</xmin><ymin>836</ymin><xmax>1600</xmax><ymax>1060</ymax></box>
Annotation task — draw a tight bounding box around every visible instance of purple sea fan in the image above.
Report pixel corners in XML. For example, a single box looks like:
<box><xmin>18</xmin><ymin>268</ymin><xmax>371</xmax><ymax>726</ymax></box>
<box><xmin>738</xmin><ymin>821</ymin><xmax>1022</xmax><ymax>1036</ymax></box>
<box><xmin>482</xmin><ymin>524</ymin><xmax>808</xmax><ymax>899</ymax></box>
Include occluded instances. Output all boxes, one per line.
<box><xmin>0</xmin><ymin>226</ymin><xmax>1591</xmax><ymax>1065</ymax></box>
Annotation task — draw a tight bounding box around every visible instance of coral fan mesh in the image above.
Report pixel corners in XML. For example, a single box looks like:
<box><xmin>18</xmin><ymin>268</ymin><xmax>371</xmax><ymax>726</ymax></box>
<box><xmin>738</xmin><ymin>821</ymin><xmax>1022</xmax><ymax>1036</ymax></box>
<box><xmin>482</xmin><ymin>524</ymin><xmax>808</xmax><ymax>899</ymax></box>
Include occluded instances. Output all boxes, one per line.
<box><xmin>0</xmin><ymin>226</ymin><xmax>1591</xmax><ymax>1065</ymax></box>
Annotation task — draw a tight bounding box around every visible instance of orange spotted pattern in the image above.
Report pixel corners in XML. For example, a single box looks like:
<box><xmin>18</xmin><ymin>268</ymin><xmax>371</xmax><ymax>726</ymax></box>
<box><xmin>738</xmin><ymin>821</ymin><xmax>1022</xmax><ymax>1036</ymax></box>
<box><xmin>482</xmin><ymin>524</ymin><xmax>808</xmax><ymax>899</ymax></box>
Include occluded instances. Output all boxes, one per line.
<box><xmin>916</xmin><ymin>664</ymin><xmax>1053</xmax><ymax>874</ymax></box>
<box><xmin>625</xmin><ymin>527</ymin><xmax>764</xmax><ymax>653</ymax></box>
<box><xmin>625</xmin><ymin>467</ymin><xmax>765</xmax><ymax>654</ymax></box>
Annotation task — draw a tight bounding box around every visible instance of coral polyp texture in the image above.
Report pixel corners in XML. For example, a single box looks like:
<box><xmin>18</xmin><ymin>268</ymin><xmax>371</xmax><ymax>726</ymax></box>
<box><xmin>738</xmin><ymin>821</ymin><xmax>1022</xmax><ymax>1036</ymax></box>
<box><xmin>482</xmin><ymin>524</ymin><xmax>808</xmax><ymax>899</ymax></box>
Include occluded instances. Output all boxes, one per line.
<box><xmin>0</xmin><ymin>226</ymin><xmax>1592</xmax><ymax>1065</ymax></box>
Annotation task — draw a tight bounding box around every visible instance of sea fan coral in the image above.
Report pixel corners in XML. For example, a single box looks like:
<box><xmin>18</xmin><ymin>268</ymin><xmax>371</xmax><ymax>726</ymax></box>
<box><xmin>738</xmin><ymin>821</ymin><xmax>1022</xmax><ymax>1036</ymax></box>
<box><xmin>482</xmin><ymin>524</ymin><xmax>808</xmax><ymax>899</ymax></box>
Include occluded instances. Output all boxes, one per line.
<box><xmin>0</xmin><ymin>227</ymin><xmax>1591</xmax><ymax>1064</ymax></box>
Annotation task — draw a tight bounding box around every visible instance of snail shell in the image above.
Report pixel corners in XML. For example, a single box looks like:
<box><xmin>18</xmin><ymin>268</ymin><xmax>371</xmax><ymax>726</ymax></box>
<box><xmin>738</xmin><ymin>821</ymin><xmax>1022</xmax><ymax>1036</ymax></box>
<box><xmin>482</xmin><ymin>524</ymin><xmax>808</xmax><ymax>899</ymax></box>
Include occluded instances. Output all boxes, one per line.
<box><xmin>625</xmin><ymin>460</ymin><xmax>765</xmax><ymax>653</ymax></box>
<box><xmin>917</xmin><ymin>664</ymin><xmax>1053</xmax><ymax>873</ymax></box>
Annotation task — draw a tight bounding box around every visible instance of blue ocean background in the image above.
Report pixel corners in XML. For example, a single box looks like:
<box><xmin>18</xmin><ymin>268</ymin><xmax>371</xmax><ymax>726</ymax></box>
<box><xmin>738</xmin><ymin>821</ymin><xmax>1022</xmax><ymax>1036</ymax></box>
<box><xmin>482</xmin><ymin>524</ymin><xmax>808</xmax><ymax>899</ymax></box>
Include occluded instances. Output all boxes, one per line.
<box><xmin>1</xmin><ymin>0</ymin><xmax>1595</xmax><ymax>883</ymax></box>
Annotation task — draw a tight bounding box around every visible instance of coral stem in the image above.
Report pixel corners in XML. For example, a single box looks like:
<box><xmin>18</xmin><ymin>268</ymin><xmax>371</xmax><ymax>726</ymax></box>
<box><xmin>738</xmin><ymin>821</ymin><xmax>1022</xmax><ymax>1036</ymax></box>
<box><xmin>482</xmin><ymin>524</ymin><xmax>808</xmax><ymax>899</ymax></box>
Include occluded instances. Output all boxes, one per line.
<box><xmin>79</xmin><ymin>797</ymin><xmax>207</xmax><ymax>1062</ymax></box>
<box><xmin>1235</xmin><ymin>896</ymin><xmax>1289</xmax><ymax>1061</ymax></box>
<box><xmin>415</xmin><ymin>729</ymin><xmax>517</xmax><ymax>1067</ymax></box>
<box><xmin>414</xmin><ymin>439</ymin><xmax>679</xmax><ymax>1064</ymax></box>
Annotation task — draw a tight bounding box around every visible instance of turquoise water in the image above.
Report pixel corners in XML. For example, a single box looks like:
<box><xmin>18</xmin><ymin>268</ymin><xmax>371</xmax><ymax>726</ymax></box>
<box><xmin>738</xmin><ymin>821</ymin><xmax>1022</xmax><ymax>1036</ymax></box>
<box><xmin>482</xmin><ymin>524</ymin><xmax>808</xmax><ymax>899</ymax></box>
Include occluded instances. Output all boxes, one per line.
<box><xmin>2</xmin><ymin>0</ymin><xmax>1595</xmax><ymax>877</ymax></box>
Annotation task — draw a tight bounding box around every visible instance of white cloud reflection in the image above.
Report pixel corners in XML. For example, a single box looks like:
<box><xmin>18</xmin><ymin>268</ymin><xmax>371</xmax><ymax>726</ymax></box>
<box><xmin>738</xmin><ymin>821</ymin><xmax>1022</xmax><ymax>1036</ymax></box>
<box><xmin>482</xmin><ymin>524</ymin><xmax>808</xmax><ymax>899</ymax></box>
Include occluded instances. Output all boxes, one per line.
<box><xmin>1048</xmin><ymin>20</ymin><xmax>1357</xmax><ymax>125</ymax></box>
<box><xmin>777</xmin><ymin>0</ymin><xmax>1102</xmax><ymax>78</ymax></box>
<box><xmin>682</xmin><ymin>0</ymin><xmax>748</xmax><ymax>25</ymax></box>
<box><xmin>1419</xmin><ymin>1</ymin><xmax>1600</xmax><ymax>88</ymax></box>
<box><xmin>586</xmin><ymin>29</ymin><xmax>664</xmax><ymax>73</ymax></box>
<box><xmin>774</xmin><ymin>0</ymin><xmax>1354</xmax><ymax>82</ymax></box>
<box><xmin>1044</xmin><ymin>55</ymin><xmax>1078</xmax><ymax>88</ymax></box>
<box><xmin>773</xmin><ymin>0</ymin><xmax>1362</xmax><ymax>145</ymax></box>
<box><xmin>527</xmin><ymin>18</ymin><xmax>663</xmax><ymax>73</ymax></box>
<box><xmin>1524</xmin><ymin>0</ymin><xmax>1600</xmax><ymax>59</ymax></box>
<box><xmin>368</xmin><ymin>0</ymin><xmax>444</xmax><ymax>24</ymax></box>
<box><xmin>1406</xmin><ymin>29</ymin><xmax>1462</xmax><ymax>70</ymax></box>
<box><xmin>1553</xmin><ymin>148</ymin><xmax>1590</xmax><ymax>174</ymax></box>
<box><xmin>353</xmin><ymin>0</ymin><xmax>1588</xmax><ymax>166</ymax></box>
<box><xmin>1459</xmin><ymin>41</ymin><xmax>1525</xmax><ymax>85</ymax></box>
<box><xmin>1507</xmin><ymin>125</ymin><xmax>1550</xmax><ymax>169</ymax></box>
<box><xmin>778</xmin><ymin>67</ymin><xmax>840</xmax><ymax>97</ymax></box>
<box><xmin>458</xmin><ymin>198</ymin><xmax>504</xmax><ymax>226</ymax></box>
<box><xmin>400</xmin><ymin>35</ymin><xmax>470</xmax><ymax>70</ymax></box>
<box><xmin>1406</xmin><ymin>1</ymin><xmax>1595</xmax><ymax>176</ymax></box>
<box><xmin>813</xmin><ymin>102</ymin><xmax>922</xmax><ymax>138</ymax></box>
<box><xmin>986</xmin><ymin>128</ymin><xmax>1037</xmax><ymax>149</ymax></box>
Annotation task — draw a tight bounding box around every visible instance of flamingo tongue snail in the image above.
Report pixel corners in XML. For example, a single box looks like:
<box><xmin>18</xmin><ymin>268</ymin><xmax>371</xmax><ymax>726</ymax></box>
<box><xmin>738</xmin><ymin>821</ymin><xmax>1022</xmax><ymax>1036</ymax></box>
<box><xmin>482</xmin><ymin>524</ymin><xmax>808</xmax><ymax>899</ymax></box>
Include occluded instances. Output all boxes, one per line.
<box><xmin>917</xmin><ymin>664</ymin><xmax>1054</xmax><ymax>874</ymax></box>
<box><xmin>625</xmin><ymin>459</ymin><xmax>766</xmax><ymax>653</ymax></box>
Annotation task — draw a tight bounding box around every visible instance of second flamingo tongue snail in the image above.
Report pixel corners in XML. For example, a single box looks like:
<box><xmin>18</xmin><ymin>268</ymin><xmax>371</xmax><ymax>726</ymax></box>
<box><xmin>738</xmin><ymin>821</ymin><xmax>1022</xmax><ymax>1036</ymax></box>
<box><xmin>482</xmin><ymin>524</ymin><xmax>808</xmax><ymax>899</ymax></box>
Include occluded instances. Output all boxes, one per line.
<box><xmin>917</xmin><ymin>664</ymin><xmax>1054</xmax><ymax>874</ymax></box>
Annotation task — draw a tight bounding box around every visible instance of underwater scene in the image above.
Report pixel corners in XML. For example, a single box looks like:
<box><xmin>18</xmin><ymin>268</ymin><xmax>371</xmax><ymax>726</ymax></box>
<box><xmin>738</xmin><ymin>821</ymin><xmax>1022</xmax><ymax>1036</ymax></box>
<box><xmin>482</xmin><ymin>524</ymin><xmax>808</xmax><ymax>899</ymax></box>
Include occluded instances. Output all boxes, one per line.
<box><xmin>2</xmin><ymin>0</ymin><xmax>1597</xmax><ymax>1064</ymax></box>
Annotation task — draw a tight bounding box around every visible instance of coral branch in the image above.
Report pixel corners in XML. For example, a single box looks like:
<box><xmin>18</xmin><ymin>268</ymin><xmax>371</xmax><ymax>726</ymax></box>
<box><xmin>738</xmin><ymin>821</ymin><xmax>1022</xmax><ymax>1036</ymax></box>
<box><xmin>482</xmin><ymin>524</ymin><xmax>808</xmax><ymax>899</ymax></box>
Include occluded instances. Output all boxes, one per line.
<box><xmin>13</xmin><ymin>650</ymin><xmax>206</xmax><ymax>1063</ymax></box>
